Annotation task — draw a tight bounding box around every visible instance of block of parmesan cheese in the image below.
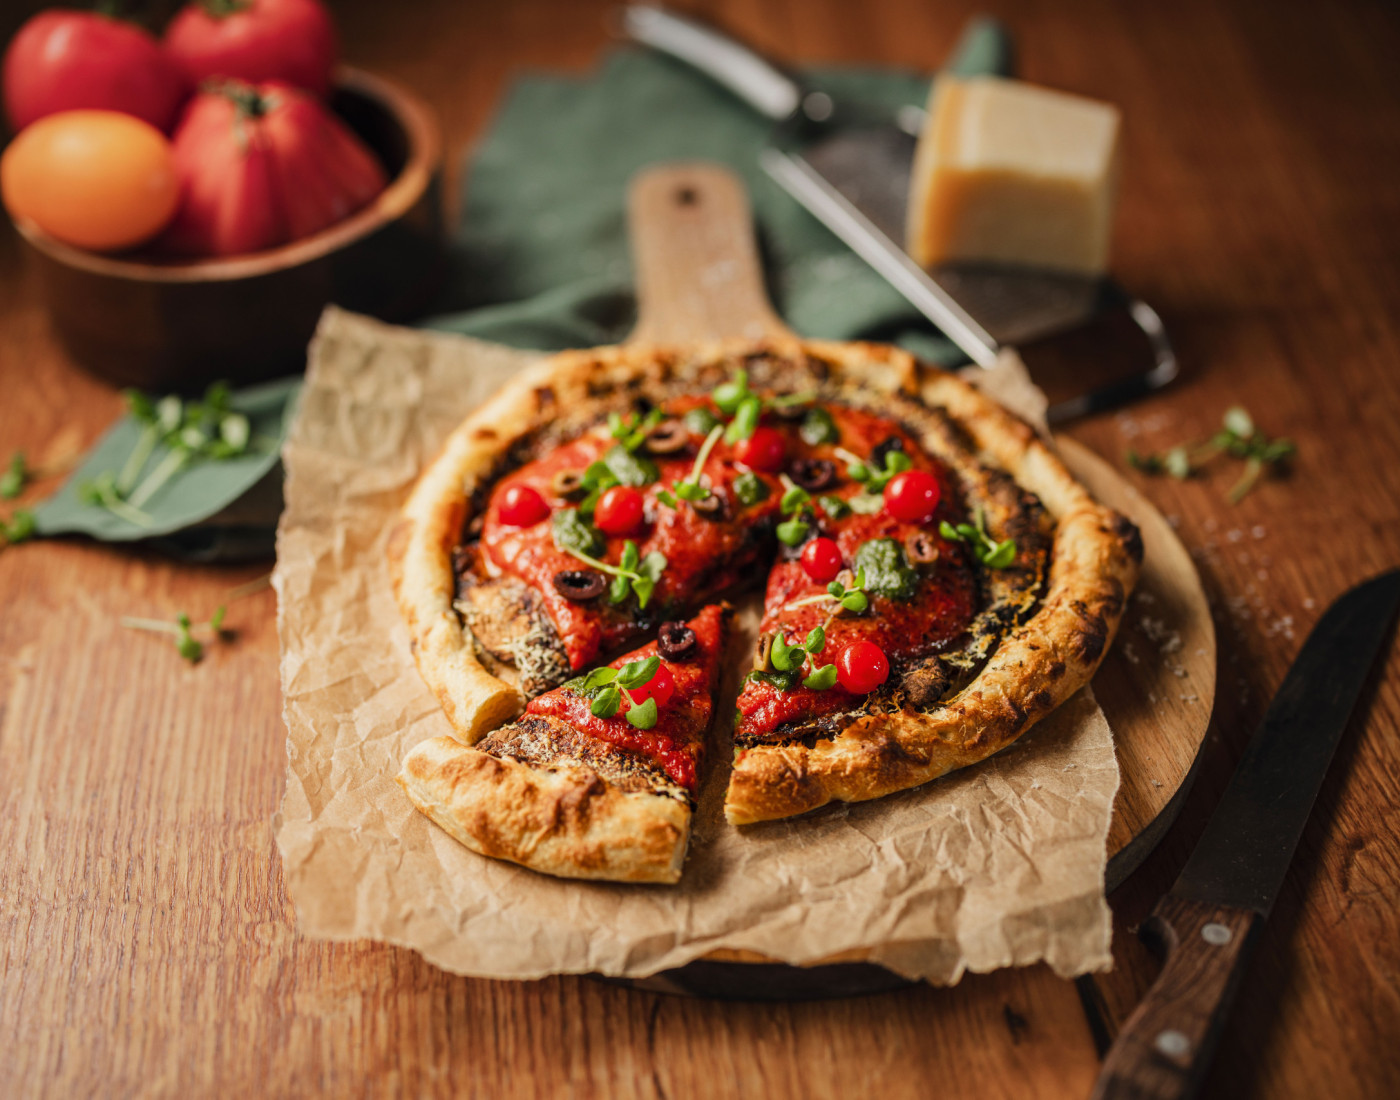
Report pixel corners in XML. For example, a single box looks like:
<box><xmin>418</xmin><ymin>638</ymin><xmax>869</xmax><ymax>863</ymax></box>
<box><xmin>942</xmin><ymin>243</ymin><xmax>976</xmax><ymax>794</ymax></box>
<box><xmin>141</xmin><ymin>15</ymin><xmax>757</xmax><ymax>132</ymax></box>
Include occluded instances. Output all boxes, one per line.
<box><xmin>905</xmin><ymin>75</ymin><xmax>1122</xmax><ymax>276</ymax></box>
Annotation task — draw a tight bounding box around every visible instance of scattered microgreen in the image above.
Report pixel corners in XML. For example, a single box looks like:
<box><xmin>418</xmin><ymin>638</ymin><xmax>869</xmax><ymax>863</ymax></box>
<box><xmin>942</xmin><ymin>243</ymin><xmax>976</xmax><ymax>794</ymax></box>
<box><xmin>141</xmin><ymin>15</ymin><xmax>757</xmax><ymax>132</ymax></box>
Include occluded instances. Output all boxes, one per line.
<box><xmin>724</xmin><ymin>394</ymin><xmax>762</xmax><ymax>444</ymax></box>
<box><xmin>608</xmin><ymin>407</ymin><xmax>664</xmax><ymax>452</ymax></box>
<box><xmin>783</xmin><ymin>567</ymin><xmax>870</xmax><ymax>621</ymax></box>
<box><xmin>750</xmin><ymin>622</ymin><xmax>837</xmax><ymax>694</ymax></box>
<box><xmin>853</xmin><ymin>538</ymin><xmax>919</xmax><ymax>601</ymax></box>
<box><xmin>657</xmin><ymin>424</ymin><xmax>723</xmax><ymax>510</ymax></box>
<box><xmin>683</xmin><ymin>406</ymin><xmax>720</xmax><ymax>435</ymax></box>
<box><xmin>799</xmin><ymin>406</ymin><xmax>839</xmax><ymax>446</ymax></box>
<box><xmin>1126</xmin><ymin>405</ymin><xmax>1295</xmax><ymax>503</ymax></box>
<box><xmin>776</xmin><ymin>476</ymin><xmax>815</xmax><ymax>546</ymax></box>
<box><xmin>816</xmin><ymin>494</ymin><xmax>850</xmax><ymax>520</ymax></box>
<box><xmin>573</xmin><ymin>655</ymin><xmax>665</xmax><ymax>728</ymax></box>
<box><xmin>1</xmin><ymin>508</ymin><xmax>36</xmax><ymax>546</ymax></box>
<box><xmin>562</xmin><ymin>539</ymin><xmax>666</xmax><ymax>609</ymax></box>
<box><xmin>845</xmin><ymin>448</ymin><xmax>912</xmax><ymax>493</ymax></box>
<box><xmin>1</xmin><ymin>452</ymin><xmax>29</xmax><ymax>500</ymax></box>
<box><xmin>121</xmin><ymin>604</ymin><xmax>229</xmax><ymax>665</ymax></box>
<box><xmin>939</xmin><ymin>509</ymin><xmax>1017</xmax><ymax>569</ymax></box>
<box><xmin>732</xmin><ymin>470</ymin><xmax>768</xmax><ymax>506</ymax></box>
<box><xmin>711</xmin><ymin>369</ymin><xmax>753</xmax><ymax>416</ymax></box>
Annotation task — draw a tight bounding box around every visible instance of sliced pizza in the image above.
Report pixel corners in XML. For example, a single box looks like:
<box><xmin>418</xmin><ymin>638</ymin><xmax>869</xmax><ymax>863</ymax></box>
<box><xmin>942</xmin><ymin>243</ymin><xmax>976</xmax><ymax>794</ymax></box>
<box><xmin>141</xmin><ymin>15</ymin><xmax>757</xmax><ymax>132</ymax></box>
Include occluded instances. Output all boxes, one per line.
<box><xmin>397</xmin><ymin>604</ymin><xmax>729</xmax><ymax>884</ymax></box>
<box><xmin>390</xmin><ymin>340</ymin><xmax>1141</xmax><ymax>879</ymax></box>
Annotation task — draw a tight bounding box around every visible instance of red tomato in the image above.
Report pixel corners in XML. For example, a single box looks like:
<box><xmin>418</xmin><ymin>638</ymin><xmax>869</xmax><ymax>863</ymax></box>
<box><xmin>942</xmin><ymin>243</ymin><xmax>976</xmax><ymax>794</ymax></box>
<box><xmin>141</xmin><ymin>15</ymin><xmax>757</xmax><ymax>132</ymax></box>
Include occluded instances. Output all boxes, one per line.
<box><xmin>1</xmin><ymin>111</ymin><xmax>179</xmax><ymax>252</ymax></box>
<box><xmin>884</xmin><ymin>470</ymin><xmax>942</xmax><ymax>523</ymax></box>
<box><xmin>800</xmin><ymin>537</ymin><xmax>843</xmax><ymax>583</ymax></box>
<box><xmin>837</xmin><ymin>641</ymin><xmax>890</xmax><ymax>694</ymax></box>
<box><xmin>165</xmin><ymin>0</ymin><xmax>338</xmax><ymax>98</ymax></box>
<box><xmin>734</xmin><ymin>426</ymin><xmax>785</xmax><ymax>471</ymax></box>
<box><xmin>160</xmin><ymin>80</ymin><xmax>385</xmax><ymax>256</ymax></box>
<box><xmin>630</xmin><ymin>663</ymin><xmax>676</xmax><ymax>710</ymax></box>
<box><xmin>498</xmin><ymin>484</ymin><xmax>550</xmax><ymax>528</ymax></box>
<box><xmin>3</xmin><ymin>12</ymin><xmax>188</xmax><ymax>133</ymax></box>
<box><xmin>594</xmin><ymin>486</ymin><xmax>646</xmax><ymax>536</ymax></box>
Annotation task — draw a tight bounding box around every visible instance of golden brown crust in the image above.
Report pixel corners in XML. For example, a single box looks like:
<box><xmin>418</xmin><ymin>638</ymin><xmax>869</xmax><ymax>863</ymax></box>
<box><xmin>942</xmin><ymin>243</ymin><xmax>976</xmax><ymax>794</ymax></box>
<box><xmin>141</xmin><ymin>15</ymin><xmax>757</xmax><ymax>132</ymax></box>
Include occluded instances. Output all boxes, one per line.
<box><xmin>723</xmin><ymin>349</ymin><xmax>1141</xmax><ymax>824</ymax></box>
<box><xmin>397</xmin><ymin>731</ymin><xmax>691</xmax><ymax>884</ymax></box>
<box><xmin>393</xmin><ymin>335</ymin><xmax>1140</xmax><ymax>858</ymax></box>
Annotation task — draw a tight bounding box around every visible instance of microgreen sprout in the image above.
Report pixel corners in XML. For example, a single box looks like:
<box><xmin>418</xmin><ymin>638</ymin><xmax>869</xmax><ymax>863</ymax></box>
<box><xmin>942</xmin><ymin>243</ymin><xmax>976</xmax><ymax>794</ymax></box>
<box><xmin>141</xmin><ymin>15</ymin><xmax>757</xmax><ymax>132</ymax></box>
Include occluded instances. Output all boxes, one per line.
<box><xmin>562</xmin><ymin>539</ymin><xmax>667</xmax><ymax>609</ymax></box>
<box><xmin>783</xmin><ymin>567</ymin><xmax>870</xmax><ymax>622</ymax></box>
<box><xmin>608</xmin><ymin>407</ymin><xmax>663</xmax><ymax>453</ymax></box>
<box><xmin>657</xmin><ymin>424</ymin><xmax>723</xmax><ymax>508</ymax></box>
<box><xmin>940</xmin><ymin>509</ymin><xmax>1017</xmax><ymax>569</ymax></box>
<box><xmin>776</xmin><ymin>476</ymin><xmax>814</xmax><ymax>546</ymax></box>
<box><xmin>573</xmin><ymin>655</ymin><xmax>663</xmax><ymax>729</ymax></box>
<box><xmin>0</xmin><ymin>508</ymin><xmax>36</xmax><ymax>547</ymax></box>
<box><xmin>1</xmin><ymin>452</ymin><xmax>29</xmax><ymax>500</ymax></box>
<box><xmin>844</xmin><ymin>447</ymin><xmax>912</xmax><ymax>493</ymax></box>
<box><xmin>121</xmin><ymin>604</ymin><xmax>229</xmax><ymax>664</ymax></box>
<box><xmin>1126</xmin><ymin>405</ymin><xmax>1295</xmax><ymax>503</ymax></box>
<box><xmin>750</xmin><ymin>624</ymin><xmax>837</xmax><ymax>693</ymax></box>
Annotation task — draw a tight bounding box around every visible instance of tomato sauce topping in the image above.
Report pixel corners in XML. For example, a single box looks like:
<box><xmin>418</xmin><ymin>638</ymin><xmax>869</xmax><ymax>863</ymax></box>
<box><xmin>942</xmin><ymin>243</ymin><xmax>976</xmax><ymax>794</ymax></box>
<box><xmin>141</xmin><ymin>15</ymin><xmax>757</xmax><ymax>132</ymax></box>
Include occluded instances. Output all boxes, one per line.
<box><xmin>525</xmin><ymin>605</ymin><xmax>725</xmax><ymax>790</ymax></box>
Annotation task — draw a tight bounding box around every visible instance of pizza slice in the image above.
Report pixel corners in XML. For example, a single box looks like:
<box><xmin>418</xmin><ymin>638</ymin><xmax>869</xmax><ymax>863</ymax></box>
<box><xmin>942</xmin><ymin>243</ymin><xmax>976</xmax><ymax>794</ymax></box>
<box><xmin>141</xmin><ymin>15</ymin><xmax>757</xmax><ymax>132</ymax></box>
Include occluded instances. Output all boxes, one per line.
<box><xmin>397</xmin><ymin>604</ymin><xmax>729</xmax><ymax>884</ymax></box>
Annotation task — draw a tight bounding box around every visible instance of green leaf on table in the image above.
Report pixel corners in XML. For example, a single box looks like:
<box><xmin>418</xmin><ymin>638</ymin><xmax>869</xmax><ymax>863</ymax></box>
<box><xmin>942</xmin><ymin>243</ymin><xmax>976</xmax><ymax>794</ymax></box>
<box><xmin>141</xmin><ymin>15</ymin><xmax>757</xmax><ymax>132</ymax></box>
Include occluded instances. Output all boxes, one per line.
<box><xmin>31</xmin><ymin>378</ymin><xmax>301</xmax><ymax>543</ymax></box>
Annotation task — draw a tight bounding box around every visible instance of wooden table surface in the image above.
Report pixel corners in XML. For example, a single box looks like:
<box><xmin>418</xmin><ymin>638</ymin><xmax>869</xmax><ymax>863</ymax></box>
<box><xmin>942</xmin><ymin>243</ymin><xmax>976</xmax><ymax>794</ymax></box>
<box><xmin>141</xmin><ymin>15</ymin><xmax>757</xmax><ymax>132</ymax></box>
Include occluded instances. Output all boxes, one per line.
<box><xmin>3</xmin><ymin>1</ymin><xmax>1398</xmax><ymax>1096</ymax></box>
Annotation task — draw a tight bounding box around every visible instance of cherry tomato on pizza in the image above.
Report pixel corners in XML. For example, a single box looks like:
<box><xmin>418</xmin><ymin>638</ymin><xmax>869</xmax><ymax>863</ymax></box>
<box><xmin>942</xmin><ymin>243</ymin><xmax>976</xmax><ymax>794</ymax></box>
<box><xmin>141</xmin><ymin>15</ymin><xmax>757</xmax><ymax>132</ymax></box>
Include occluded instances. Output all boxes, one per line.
<box><xmin>837</xmin><ymin>640</ymin><xmax>889</xmax><ymax>694</ymax></box>
<box><xmin>734</xmin><ymin>426</ymin><xmax>785</xmax><ymax>472</ymax></box>
<box><xmin>800</xmin><ymin>537</ymin><xmax>843</xmax><ymax>583</ymax></box>
<box><xmin>629</xmin><ymin>662</ymin><xmax>676</xmax><ymax>710</ymax></box>
<box><xmin>594</xmin><ymin>486</ymin><xmax>646</xmax><ymax>537</ymax></box>
<box><xmin>498</xmin><ymin>484</ymin><xmax>550</xmax><ymax>528</ymax></box>
<box><xmin>884</xmin><ymin>469</ymin><xmax>942</xmax><ymax>523</ymax></box>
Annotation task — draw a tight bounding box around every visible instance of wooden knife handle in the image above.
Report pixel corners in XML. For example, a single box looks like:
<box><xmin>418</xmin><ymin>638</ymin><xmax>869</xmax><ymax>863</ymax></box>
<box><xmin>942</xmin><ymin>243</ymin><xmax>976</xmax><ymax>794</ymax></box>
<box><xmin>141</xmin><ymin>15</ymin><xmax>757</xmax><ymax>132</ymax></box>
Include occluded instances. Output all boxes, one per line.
<box><xmin>1091</xmin><ymin>894</ymin><xmax>1261</xmax><ymax>1100</ymax></box>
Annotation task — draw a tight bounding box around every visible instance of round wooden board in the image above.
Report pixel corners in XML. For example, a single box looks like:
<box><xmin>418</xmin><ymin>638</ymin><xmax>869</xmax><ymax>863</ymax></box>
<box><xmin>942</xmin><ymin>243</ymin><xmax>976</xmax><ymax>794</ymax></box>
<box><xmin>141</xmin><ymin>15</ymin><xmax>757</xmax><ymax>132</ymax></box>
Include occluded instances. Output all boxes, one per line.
<box><xmin>609</xmin><ymin>163</ymin><xmax>1217</xmax><ymax>999</ymax></box>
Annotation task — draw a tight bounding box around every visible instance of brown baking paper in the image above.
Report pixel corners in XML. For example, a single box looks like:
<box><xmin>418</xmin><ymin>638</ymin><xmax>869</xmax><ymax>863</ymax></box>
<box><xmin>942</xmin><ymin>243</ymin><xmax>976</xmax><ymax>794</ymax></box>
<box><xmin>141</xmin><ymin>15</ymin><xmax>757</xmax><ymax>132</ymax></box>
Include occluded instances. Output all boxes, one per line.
<box><xmin>274</xmin><ymin>309</ymin><xmax>1119</xmax><ymax>984</ymax></box>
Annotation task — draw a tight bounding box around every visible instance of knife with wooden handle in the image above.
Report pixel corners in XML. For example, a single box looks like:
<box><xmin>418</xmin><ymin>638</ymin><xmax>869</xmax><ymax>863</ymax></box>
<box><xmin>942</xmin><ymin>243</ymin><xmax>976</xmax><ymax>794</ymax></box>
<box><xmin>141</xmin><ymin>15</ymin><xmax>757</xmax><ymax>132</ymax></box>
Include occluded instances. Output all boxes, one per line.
<box><xmin>1092</xmin><ymin>568</ymin><xmax>1400</xmax><ymax>1099</ymax></box>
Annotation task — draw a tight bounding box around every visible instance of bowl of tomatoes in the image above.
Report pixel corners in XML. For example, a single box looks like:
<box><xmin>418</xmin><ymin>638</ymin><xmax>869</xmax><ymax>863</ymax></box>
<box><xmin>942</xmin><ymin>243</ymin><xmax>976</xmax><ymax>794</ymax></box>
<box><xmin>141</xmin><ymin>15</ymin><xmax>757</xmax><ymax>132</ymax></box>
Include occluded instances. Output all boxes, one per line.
<box><xmin>1</xmin><ymin>1</ymin><xmax>442</xmax><ymax>389</ymax></box>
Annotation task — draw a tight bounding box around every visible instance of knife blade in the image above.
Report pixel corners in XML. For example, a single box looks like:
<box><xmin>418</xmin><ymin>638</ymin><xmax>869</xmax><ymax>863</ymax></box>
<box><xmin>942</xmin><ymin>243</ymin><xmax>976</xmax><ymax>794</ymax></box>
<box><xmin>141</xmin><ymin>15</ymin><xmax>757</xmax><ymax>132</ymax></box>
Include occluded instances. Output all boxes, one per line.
<box><xmin>1092</xmin><ymin>569</ymin><xmax>1400</xmax><ymax>1100</ymax></box>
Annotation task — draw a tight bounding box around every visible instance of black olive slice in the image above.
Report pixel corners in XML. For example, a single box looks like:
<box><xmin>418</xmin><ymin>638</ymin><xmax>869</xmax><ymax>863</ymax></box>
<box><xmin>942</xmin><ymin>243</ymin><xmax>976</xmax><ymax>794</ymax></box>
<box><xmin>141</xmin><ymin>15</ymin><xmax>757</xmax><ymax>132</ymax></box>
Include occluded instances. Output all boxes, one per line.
<box><xmin>657</xmin><ymin>621</ymin><xmax>698</xmax><ymax>660</ymax></box>
<box><xmin>551</xmin><ymin>469</ymin><xmax>587</xmax><ymax>498</ymax></box>
<box><xmin>690</xmin><ymin>492</ymin><xmax>730</xmax><ymax>521</ymax></box>
<box><xmin>552</xmin><ymin>570</ymin><xmax>607</xmax><ymax>601</ymax></box>
<box><xmin>871</xmin><ymin>435</ymin><xmax>905</xmax><ymax>469</ymax></box>
<box><xmin>906</xmin><ymin>531</ymin><xmax>941</xmax><ymax>564</ymax></box>
<box><xmin>788</xmin><ymin>457</ymin><xmax>837</xmax><ymax>492</ymax></box>
<box><xmin>643</xmin><ymin>419</ymin><xmax>689</xmax><ymax>455</ymax></box>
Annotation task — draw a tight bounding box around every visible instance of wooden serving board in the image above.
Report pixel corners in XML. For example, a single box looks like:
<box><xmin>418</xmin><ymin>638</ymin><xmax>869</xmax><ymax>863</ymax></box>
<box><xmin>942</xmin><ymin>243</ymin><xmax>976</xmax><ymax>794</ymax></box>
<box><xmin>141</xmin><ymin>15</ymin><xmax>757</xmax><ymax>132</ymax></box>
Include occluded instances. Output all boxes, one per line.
<box><xmin>617</xmin><ymin>163</ymin><xmax>1215</xmax><ymax>997</ymax></box>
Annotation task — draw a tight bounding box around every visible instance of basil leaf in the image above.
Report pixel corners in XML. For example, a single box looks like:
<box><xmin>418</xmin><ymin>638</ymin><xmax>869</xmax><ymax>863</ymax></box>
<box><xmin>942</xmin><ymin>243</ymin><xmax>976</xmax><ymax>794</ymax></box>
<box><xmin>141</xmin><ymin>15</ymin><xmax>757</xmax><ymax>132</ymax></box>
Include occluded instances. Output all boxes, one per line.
<box><xmin>732</xmin><ymin>470</ymin><xmax>768</xmax><ymax>506</ymax></box>
<box><xmin>776</xmin><ymin>517</ymin><xmax>810</xmax><ymax>546</ymax></box>
<box><xmin>590</xmin><ymin>684</ymin><xmax>621</xmax><ymax>718</ymax></box>
<box><xmin>799</xmin><ymin>406</ymin><xmax>839</xmax><ymax>446</ymax></box>
<box><xmin>32</xmin><ymin>377</ymin><xmax>299</xmax><ymax>543</ymax></box>
<box><xmin>625</xmin><ymin>696</ymin><xmax>659</xmax><ymax>730</ymax></box>
<box><xmin>552</xmin><ymin>508</ymin><xmax>604</xmax><ymax>557</ymax></box>
<box><xmin>803</xmin><ymin>664</ymin><xmax>838</xmax><ymax>690</ymax></box>
<box><xmin>602</xmin><ymin>444</ymin><xmax>658</xmax><ymax>487</ymax></box>
<box><xmin>853</xmin><ymin>538</ymin><xmax>919</xmax><ymax>601</ymax></box>
<box><xmin>617</xmin><ymin>656</ymin><xmax>660</xmax><ymax>690</ymax></box>
<box><xmin>817</xmin><ymin>494</ymin><xmax>850</xmax><ymax>519</ymax></box>
<box><xmin>684</xmin><ymin>406</ymin><xmax>721</xmax><ymax>435</ymax></box>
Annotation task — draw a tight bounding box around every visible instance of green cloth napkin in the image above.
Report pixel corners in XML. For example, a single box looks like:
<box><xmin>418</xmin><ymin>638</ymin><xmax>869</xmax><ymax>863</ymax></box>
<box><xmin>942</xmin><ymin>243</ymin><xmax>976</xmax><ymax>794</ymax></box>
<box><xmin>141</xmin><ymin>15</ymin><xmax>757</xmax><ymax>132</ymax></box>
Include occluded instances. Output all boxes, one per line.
<box><xmin>423</xmin><ymin>18</ymin><xmax>1014</xmax><ymax>364</ymax></box>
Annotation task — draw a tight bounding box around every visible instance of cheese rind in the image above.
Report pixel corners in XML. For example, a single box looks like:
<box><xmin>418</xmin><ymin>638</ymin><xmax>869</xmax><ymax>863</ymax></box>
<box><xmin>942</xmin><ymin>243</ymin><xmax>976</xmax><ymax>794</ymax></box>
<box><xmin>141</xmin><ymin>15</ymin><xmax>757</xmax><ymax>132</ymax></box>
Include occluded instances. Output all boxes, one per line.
<box><xmin>906</xmin><ymin>76</ymin><xmax>1122</xmax><ymax>276</ymax></box>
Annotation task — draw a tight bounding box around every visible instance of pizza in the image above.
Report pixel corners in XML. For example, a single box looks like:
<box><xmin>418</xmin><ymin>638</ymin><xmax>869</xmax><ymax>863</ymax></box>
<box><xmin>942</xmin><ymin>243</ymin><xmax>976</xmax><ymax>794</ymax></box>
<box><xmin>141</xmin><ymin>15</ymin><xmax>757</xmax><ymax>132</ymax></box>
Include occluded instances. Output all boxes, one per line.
<box><xmin>389</xmin><ymin>338</ymin><xmax>1142</xmax><ymax>883</ymax></box>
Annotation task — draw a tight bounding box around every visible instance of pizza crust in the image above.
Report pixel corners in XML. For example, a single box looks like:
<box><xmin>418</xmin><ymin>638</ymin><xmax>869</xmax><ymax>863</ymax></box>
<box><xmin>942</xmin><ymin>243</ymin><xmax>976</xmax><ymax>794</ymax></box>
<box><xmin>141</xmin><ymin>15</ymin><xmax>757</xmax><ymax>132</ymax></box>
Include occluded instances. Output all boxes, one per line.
<box><xmin>398</xmin><ymin>732</ymin><xmax>691</xmax><ymax>884</ymax></box>
<box><xmin>391</xmin><ymin>336</ymin><xmax>1140</xmax><ymax>860</ymax></box>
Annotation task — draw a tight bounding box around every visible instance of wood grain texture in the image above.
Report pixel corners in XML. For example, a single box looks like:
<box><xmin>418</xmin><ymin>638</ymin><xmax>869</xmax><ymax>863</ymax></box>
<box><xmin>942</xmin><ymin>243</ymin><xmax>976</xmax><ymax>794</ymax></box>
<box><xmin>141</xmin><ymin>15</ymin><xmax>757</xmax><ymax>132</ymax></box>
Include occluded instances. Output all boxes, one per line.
<box><xmin>3</xmin><ymin>0</ymin><xmax>1399</xmax><ymax>1098</ymax></box>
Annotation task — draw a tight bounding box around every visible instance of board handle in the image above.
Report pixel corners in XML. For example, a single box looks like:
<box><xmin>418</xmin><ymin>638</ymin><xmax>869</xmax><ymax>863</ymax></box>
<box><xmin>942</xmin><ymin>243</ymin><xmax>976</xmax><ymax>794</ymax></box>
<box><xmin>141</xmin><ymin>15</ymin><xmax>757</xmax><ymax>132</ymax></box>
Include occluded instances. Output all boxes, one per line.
<box><xmin>627</xmin><ymin>163</ymin><xmax>793</xmax><ymax>346</ymax></box>
<box><xmin>1091</xmin><ymin>894</ymin><xmax>1261</xmax><ymax>1100</ymax></box>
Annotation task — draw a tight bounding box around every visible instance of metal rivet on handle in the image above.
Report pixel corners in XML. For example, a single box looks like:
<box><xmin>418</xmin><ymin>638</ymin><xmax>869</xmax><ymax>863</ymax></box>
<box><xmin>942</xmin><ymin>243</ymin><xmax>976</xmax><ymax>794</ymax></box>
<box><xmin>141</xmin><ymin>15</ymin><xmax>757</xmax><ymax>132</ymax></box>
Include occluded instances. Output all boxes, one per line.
<box><xmin>1202</xmin><ymin>922</ymin><xmax>1233</xmax><ymax>946</ymax></box>
<box><xmin>1155</xmin><ymin>1030</ymin><xmax>1191</xmax><ymax>1059</ymax></box>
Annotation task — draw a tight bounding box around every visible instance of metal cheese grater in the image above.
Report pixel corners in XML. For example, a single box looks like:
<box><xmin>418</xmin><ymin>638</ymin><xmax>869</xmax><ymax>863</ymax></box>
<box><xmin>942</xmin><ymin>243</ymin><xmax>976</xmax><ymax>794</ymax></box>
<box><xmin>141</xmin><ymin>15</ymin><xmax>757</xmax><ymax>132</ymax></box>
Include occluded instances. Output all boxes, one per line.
<box><xmin>622</xmin><ymin>5</ymin><xmax>1177</xmax><ymax>423</ymax></box>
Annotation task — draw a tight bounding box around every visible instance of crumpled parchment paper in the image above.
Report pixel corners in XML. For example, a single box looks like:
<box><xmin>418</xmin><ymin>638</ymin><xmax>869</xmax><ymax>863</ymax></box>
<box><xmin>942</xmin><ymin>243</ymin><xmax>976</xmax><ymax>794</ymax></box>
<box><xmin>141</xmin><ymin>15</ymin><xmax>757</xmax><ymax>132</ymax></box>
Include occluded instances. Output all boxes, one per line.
<box><xmin>274</xmin><ymin>309</ymin><xmax>1118</xmax><ymax>984</ymax></box>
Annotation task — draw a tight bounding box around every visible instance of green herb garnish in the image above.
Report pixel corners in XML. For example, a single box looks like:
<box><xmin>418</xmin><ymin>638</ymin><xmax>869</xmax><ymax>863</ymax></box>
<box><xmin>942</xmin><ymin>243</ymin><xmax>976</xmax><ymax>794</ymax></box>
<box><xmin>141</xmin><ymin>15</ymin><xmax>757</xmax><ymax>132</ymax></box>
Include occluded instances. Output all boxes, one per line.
<box><xmin>732</xmin><ymin>470</ymin><xmax>769</xmax><ymax>506</ymax></box>
<box><xmin>799</xmin><ymin>407</ymin><xmax>839</xmax><ymax>446</ymax></box>
<box><xmin>816</xmin><ymin>494</ymin><xmax>850</xmax><ymax>519</ymax></box>
<box><xmin>563</xmin><ymin>539</ymin><xmax>666</xmax><ymax>609</ymax></box>
<box><xmin>121</xmin><ymin>604</ymin><xmax>229</xmax><ymax>664</ymax></box>
<box><xmin>608</xmin><ymin>407</ymin><xmax>663</xmax><ymax>452</ymax></box>
<box><xmin>1</xmin><ymin>508</ymin><xmax>36</xmax><ymax>546</ymax></box>
<box><xmin>845</xmin><ymin>448</ymin><xmax>912</xmax><ymax>493</ymax></box>
<box><xmin>940</xmin><ymin>509</ymin><xmax>1016</xmax><ymax>569</ymax></box>
<box><xmin>573</xmin><ymin>655</ymin><xmax>665</xmax><ymax>728</ymax></box>
<box><xmin>658</xmin><ymin>424</ymin><xmax>723</xmax><ymax>509</ymax></box>
<box><xmin>600</xmin><ymin>443</ymin><xmax>658</xmax><ymax>488</ymax></box>
<box><xmin>551</xmin><ymin>507</ymin><xmax>605</xmax><ymax>557</ymax></box>
<box><xmin>751</xmin><ymin>624</ymin><xmax>836</xmax><ymax>694</ymax></box>
<box><xmin>1</xmin><ymin>452</ymin><xmax>29</xmax><ymax>500</ymax></box>
<box><xmin>1127</xmin><ymin>406</ymin><xmax>1295</xmax><ymax>503</ymax></box>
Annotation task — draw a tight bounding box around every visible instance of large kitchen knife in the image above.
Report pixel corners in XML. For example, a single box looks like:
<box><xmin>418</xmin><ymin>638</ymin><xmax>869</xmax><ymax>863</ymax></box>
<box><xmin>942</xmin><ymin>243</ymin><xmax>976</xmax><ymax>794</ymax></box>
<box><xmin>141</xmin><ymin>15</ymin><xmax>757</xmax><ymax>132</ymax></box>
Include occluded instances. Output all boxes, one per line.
<box><xmin>621</xmin><ymin>5</ymin><xmax>1178</xmax><ymax>422</ymax></box>
<box><xmin>1092</xmin><ymin>568</ymin><xmax>1400</xmax><ymax>1100</ymax></box>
